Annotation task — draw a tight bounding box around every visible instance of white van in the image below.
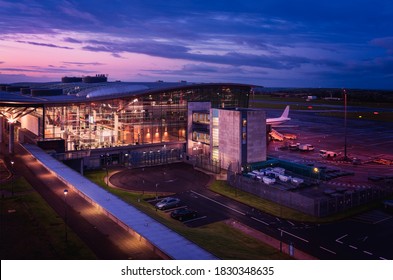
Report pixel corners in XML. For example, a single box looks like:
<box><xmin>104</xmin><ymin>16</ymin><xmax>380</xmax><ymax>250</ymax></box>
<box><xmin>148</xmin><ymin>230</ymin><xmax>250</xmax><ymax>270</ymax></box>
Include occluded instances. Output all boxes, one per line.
<box><xmin>319</xmin><ymin>149</ymin><xmax>338</xmax><ymax>158</ymax></box>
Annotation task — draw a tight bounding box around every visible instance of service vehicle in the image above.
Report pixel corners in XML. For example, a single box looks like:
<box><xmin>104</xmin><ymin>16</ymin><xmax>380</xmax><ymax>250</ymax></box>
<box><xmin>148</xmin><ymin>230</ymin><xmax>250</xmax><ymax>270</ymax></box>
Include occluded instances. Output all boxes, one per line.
<box><xmin>319</xmin><ymin>149</ymin><xmax>338</xmax><ymax>158</ymax></box>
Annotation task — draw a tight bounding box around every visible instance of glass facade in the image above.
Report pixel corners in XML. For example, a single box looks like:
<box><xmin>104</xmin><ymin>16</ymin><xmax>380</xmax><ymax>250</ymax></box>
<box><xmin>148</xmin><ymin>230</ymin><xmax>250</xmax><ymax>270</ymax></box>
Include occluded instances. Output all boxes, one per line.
<box><xmin>42</xmin><ymin>85</ymin><xmax>250</xmax><ymax>151</ymax></box>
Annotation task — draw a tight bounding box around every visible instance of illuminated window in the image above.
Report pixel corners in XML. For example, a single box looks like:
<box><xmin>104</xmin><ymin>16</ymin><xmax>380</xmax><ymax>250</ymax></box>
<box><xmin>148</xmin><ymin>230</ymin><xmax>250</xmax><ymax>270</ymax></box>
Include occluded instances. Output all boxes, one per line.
<box><xmin>242</xmin><ymin>119</ymin><xmax>247</xmax><ymax>126</ymax></box>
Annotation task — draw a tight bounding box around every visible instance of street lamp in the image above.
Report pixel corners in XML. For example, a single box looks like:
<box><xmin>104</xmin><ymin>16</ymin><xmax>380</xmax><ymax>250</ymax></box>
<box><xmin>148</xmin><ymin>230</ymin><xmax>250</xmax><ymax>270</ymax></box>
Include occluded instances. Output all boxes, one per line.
<box><xmin>101</xmin><ymin>153</ymin><xmax>109</xmax><ymax>187</ymax></box>
<box><xmin>313</xmin><ymin>167</ymin><xmax>320</xmax><ymax>183</ymax></box>
<box><xmin>343</xmin><ymin>89</ymin><xmax>348</xmax><ymax>161</ymax></box>
<box><xmin>10</xmin><ymin>161</ymin><xmax>14</xmax><ymax>196</ymax></box>
<box><xmin>63</xmin><ymin>189</ymin><xmax>68</xmax><ymax>242</ymax></box>
<box><xmin>155</xmin><ymin>183</ymin><xmax>159</xmax><ymax>201</ymax></box>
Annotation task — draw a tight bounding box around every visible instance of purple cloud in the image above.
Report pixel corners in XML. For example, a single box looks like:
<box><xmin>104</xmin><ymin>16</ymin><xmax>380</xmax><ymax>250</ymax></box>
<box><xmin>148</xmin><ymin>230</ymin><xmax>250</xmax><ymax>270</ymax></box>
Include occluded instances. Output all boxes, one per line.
<box><xmin>63</xmin><ymin>37</ymin><xmax>83</xmax><ymax>44</ymax></box>
<box><xmin>16</xmin><ymin>40</ymin><xmax>73</xmax><ymax>49</ymax></box>
<box><xmin>62</xmin><ymin>61</ymin><xmax>106</xmax><ymax>66</ymax></box>
<box><xmin>371</xmin><ymin>37</ymin><xmax>393</xmax><ymax>55</ymax></box>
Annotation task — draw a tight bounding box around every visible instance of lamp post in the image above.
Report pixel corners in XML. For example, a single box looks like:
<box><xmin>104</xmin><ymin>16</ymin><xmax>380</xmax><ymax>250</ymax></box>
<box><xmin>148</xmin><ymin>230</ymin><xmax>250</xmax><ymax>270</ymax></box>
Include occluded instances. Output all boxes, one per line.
<box><xmin>155</xmin><ymin>183</ymin><xmax>159</xmax><ymax>201</ymax></box>
<box><xmin>313</xmin><ymin>167</ymin><xmax>320</xmax><ymax>184</ymax></box>
<box><xmin>124</xmin><ymin>153</ymin><xmax>129</xmax><ymax>167</ymax></box>
<box><xmin>63</xmin><ymin>189</ymin><xmax>68</xmax><ymax>242</ymax></box>
<box><xmin>101</xmin><ymin>153</ymin><xmax>109</xmax><ymax>187</ymax></box>
<box><xmin>343</xmin><ymin>89</ymin><xmax>348</xmax><ymax>161</ymax></box>
<box><xmin>10</xmin><ymin>160</ymin><xmax>14</xmax><ymax>196</ymax></box>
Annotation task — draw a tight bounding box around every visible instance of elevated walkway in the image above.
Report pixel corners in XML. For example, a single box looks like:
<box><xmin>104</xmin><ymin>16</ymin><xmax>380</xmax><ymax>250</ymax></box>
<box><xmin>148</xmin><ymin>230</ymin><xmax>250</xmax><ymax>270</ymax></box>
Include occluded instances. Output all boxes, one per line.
<box><xmin>22</xmin><ymin>144</ymin><xmax>218</xmax><ymax>260</ymax></box>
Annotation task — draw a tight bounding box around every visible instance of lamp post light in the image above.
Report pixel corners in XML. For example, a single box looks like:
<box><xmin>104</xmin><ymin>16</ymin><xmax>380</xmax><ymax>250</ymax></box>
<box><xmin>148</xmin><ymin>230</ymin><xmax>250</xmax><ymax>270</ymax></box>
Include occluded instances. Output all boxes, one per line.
<box><xmin>313</xmin><ymin>167</ymin><xmax>320</xmax><ymax>184</ymax></box>
<box><xmin>124</xmin><ymin>153</ymin><xmax>129</xmax><ymax>167</ymax></box>
<box><xmin>63</xmin><ymin>189</ymin><xmax>68</xmax><ymax>242</ymax></box>
<box><xmin>10</xmin><ymin>161</ymin><xmax>14</xmax><ymax>196</ymax></box>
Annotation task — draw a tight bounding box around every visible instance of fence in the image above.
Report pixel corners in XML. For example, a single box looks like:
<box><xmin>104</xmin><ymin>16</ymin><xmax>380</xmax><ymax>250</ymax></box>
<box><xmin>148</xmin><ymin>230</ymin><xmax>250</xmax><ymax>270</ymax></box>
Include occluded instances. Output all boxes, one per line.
<box><xmin>194</xmin><ymin>155</ymin><xmax>221</xmax><ymax>174</ymax></box>
<box><xmin>227</xmin><ymin>171</ymin><xmax>393</xmax><ymax>217</ymax></box>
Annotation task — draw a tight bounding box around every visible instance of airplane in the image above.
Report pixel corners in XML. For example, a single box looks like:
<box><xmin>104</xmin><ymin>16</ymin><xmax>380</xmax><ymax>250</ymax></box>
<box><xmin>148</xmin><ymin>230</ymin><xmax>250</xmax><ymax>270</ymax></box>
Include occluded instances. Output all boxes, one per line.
<box><xmin>266</xmin><ymin>105</ymin><xmax>291</xmax><ymax>127</ymax></box>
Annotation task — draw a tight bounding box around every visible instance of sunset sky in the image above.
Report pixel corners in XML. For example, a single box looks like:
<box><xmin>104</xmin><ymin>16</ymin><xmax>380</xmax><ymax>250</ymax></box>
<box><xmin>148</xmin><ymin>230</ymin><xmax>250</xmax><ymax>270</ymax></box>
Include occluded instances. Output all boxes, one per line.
<box><xmin>1</xmin><ymin>0</ymin><xmax>393</xmax><ymax>89</ymax></box>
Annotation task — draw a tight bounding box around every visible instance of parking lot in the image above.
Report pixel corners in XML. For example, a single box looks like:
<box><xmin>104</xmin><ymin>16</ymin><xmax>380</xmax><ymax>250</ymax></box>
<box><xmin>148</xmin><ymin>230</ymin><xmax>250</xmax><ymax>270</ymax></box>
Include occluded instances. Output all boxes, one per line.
<box><xmin>109</xmin><ymin>162</ymin><xmax>211</xmax><ymax>194</ymax></box>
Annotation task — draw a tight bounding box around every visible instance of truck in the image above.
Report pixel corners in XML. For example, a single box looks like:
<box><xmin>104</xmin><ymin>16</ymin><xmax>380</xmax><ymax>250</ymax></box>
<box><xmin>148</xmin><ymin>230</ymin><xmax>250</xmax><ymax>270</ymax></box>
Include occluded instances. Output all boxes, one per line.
<box><xmin>319</xmin><ymin>149</ymin><xmax>339</xmax><ymax>158</ymax></box>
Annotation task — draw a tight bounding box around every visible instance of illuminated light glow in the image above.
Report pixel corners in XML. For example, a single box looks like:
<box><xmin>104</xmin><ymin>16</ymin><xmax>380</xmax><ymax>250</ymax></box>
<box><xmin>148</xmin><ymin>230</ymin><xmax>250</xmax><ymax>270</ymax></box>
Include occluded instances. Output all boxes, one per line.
<box><xmin>373</xmin><ymin>112</ymin><xmax>379</xmax><ymax>115</ymax></box>
<box><xmin>359</xmin><ymin>115</ymin><xmax>362</xmax><ymax>118</ymax></box>
<box><xmin>7</xmin><ymin>117</ymin><xmax>17</xmax><ymax>124</ymax></box>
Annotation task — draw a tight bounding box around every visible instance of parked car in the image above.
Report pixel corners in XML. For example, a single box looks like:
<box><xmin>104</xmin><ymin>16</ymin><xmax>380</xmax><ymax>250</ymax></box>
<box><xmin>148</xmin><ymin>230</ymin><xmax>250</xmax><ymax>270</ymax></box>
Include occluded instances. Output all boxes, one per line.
<box><xmin>170</xmin><ymin>208</ymin><xmax>197</xmax><ymax>221</ymax></box>
<box><xmin>155</xmin><ymin>197</ymin><xmax>180</xmax><ymax>210</ymax></box>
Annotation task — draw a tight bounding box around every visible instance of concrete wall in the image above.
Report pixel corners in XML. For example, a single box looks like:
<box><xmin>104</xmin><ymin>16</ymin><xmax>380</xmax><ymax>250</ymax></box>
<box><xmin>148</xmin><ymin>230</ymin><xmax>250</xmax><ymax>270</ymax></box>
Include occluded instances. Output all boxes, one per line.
<box><xmin>218</xmin><ymin>110</ymin><xmax>241</xmax><ymax>170</ymax></box>
<box><xmin>20</xmin><ymin>114</ymin><xmax>39</xmax><ymax>136</ymax></box>
<box><xmin>246</xmin><ymin>110</ymin><xmax>266</xmax><ymax>163</ymax></box>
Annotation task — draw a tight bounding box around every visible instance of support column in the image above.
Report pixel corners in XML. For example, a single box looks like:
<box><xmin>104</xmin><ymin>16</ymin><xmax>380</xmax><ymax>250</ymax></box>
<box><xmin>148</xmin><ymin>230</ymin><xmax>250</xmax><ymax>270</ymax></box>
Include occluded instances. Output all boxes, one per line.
<box><xmin>9</xmin><ymin>122</ymin><xmax>14</xmax><ymax>154</ymax></box>
<box><xmin>0</xmin><ymin>116</ymin><xmax>3</xmax><ymax>143</ymax></box>
<box><xmin>114</xmin><ymin>113</ymin><xmax>119</xmax><ymax>144</ymax></box>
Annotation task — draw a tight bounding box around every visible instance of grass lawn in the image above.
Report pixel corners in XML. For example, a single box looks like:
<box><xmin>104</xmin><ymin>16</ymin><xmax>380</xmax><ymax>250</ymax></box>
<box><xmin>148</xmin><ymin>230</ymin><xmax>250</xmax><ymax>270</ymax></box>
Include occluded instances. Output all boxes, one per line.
<box><xmin>0</xmin><ymin>177</ymin><xmax>96</xmax><ymax>260</ymax></box>
<box><xmin>85</xmin><ymin>170</ymin><xmax>292</xmax><ymax>259</ymax></box>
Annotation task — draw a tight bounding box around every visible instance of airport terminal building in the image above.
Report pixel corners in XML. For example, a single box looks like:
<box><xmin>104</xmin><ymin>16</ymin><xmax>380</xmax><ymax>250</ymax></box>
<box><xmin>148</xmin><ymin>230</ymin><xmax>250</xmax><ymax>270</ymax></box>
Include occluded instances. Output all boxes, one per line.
<box><xmin>0</xmin><ymin>78</ymin><xmax>266</xmax><ymax>172</ymax></box>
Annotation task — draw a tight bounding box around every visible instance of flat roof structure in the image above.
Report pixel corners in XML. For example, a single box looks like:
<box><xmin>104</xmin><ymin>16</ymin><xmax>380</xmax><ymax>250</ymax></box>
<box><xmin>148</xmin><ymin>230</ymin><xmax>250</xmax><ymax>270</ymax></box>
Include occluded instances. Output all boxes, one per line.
<box><xmin>0</xmin><ymin>81</ymin><xmax>253</xmax><ymax>106</ymax></box>
<box><xmin>22</xmin><ymin>143</ymin><xmax>218</xmax><ymax>260</ymax></box>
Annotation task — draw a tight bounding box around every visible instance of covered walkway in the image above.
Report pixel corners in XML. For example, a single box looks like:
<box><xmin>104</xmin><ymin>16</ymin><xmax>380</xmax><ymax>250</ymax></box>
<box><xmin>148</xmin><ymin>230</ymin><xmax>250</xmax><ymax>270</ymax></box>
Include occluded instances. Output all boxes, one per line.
<box><xmin>22</xmin><ymin>144</ymin><xmax>218</xmax><ymax>260</ymax></box>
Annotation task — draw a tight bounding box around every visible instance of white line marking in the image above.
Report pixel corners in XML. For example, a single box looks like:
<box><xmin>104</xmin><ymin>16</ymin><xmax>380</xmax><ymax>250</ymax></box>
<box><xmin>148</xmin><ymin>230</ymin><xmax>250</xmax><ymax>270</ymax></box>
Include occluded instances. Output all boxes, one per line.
<box><xmin>191</xmin><ymin>191</ymin><xmax>246</xmax><ymax>215</ymax></box>
<box><xmin>374</xmin><ymin>216</ymin><xmax>392</xmax><ymax>224</ymax></box>
<box><xmin>251</xmin><ymin>216</ymin><xmax>269</xmax><ymax>226</ymax></box>
<box><xmin>335</xmin><ymin>234</ymin><xmax>348</xmax><ymax>244</ymax></box>
<box><xmin>280</xmin><ymin>229</ymin><xmax>309</xmax><ymax>243</ymax></box>
<box><xmin>363</xmin><ymin>251</ymin><xmax>373</xmax><ymax>256</ymax></box>
<box><xmin>320</xmin><ymin>246</ymin><xmax>336</xmax><ymax>255</ymax></box>
<box><xmin>183</xmin><ymin>216</ymin><xmax>207</xmax><ymax>223</ymax></box>
<box><xmin>379</xmin><ymin>257</ymin><xmax>388</xmax><ymax>260</ymax></box>
<box><xmin>287</xmin><ymin>220</ymin><xmax>295</xmax><ymax>226</ymax></box>
<box><xmin>349</xmin><ymin>245</ymin><xmax>358</xmax><ymax>250</ymax></box>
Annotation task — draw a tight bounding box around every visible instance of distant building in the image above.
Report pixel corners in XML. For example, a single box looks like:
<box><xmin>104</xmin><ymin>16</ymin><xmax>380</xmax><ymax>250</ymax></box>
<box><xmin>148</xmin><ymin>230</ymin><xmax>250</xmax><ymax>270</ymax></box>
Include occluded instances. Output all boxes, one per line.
<box><xmin>61</xmin><ymin>74</ymin><xmax>108</xmax><ymax>83</ymax></box>
<box><xmin>82</xmin><ymin>74</ymin><xmax>108</xmax><ymax>83</ymax></box>
<box><xmin>61</xmin><ymin>76</ymin><xmax>83</xmax><ymax>83</ymax></box>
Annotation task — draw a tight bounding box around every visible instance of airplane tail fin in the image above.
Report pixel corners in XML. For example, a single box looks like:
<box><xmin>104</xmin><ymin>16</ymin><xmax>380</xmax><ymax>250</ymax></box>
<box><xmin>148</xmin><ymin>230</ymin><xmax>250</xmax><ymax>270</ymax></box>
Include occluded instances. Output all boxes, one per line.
<box><xmin>280</xmin><ymin>105</ymin><xmax>290</xmax><ymax>119</ymax></box>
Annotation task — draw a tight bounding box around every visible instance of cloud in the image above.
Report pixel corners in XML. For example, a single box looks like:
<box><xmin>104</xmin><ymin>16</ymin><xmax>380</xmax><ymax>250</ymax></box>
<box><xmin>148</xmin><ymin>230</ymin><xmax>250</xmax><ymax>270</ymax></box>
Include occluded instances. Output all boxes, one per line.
<box><xmin>63</xmin><ymin>37</ymin><xmax>83</xmax><ymax>44</ymax></box>
<box><xmin>371</xmin><ymin>37</ymin><xmax>393</xmax><ymax>55</ymax></box>
<box><xmin>0</xmin><ymin>66</ymin><xmax>96</xmax><ymax>74</ymax></box>
<box><xmin>58</xmin><ymin>0</ymin><xmax>100</xmax><ymax>25</ymax></box>
<box><xmin>16</xmin><ymin>40</ymin><xmax>73</xmax><ymax>49</ymax></box>
<box><xmin>62</xmin><ymin>61</ymin><xmax>106</xmax><ymax>66</ymax></box>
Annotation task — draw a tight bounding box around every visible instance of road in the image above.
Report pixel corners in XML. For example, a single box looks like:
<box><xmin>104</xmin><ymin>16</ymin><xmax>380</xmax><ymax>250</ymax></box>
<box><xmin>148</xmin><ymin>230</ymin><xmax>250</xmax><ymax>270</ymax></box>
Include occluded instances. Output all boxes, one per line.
<box><xmin>165</xmin><ymin>189</ymin><xmax>393</xmax><ymax>260</ymax></box>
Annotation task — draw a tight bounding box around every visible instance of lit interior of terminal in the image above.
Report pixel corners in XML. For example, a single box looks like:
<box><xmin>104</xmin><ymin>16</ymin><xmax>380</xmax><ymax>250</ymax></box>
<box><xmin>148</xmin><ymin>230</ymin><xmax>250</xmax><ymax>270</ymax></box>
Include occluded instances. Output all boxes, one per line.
<box><xmin>1</xmin><ymin>81</ymin><xmax>260</xmax><ymax>170</ymax></box>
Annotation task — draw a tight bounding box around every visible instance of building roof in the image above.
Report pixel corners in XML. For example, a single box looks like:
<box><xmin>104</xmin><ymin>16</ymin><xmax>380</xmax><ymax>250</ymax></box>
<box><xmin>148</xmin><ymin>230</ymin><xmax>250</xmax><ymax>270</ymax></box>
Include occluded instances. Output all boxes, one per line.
<box><xmin>0</xmin><ymin>81</ymin><xmax>254</xmax><ymax>106</ymax></box>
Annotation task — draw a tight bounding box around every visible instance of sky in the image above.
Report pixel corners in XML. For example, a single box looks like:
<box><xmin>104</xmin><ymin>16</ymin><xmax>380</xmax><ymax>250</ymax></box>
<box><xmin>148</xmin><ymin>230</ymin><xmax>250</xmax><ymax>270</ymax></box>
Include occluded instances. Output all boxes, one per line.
<box><xmin>1</xmin><ymin>0</ymin><xmax>393</xmax><ymax>89</ymax></box>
